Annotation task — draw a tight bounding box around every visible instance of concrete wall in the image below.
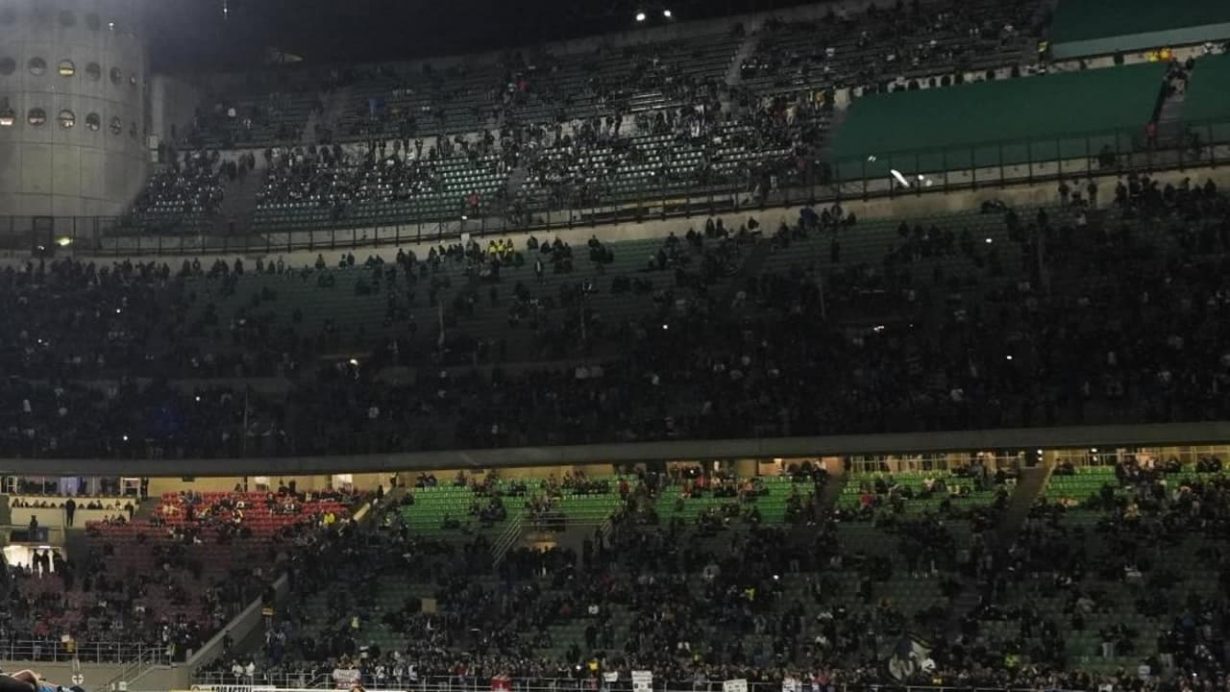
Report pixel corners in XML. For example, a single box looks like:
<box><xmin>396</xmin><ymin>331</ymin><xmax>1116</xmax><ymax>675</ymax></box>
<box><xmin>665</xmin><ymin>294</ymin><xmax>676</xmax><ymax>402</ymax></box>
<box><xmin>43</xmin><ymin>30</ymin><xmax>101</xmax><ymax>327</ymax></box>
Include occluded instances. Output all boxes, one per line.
<box><xmin>1053</xmin><ymin>24</ymin><xmax>1230</xmax><ymax>60</ymax></box>
<box><xmin>59</xmin><ymin>161</ymin><xmax>1230</xmax><ymax>271</ymax></box>
<box><xmin>149</xmin><ymin>73</ymin><xmax>203</xmax><ymax>151</ymax></box>
<box><xmin>145</xmin><ymin>472</ymin><xmax>388</xmax><ymax>496</ymax></box>
<box><xmin>1</xmin><ymin>421</ymin><xmax>1230</xmax><ymax>478</ymax></box>
<box><xmin>0</xmin><ymin>0</ymin><xmax>148</xmax><ymax>218</ymax></box>
<box><xmin>10</xmin><ymin>505</ymin><xmax>127</xmax><ymax>528</ymax></box>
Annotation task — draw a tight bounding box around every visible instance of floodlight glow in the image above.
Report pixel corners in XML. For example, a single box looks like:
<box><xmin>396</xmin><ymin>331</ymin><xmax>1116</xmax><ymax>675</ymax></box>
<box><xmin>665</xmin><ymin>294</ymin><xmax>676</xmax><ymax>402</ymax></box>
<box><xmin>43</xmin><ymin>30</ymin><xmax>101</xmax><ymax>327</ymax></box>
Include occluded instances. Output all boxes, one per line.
<box><xmin>635</xmin><ymin>11</ymin><xmax>646</xmax><ymax>21</ymax></box>
<box><xmin>890</xmin><ymin>169</ymin><xmax>910</xmax><ymax>187</ymax></box>
<box><xmin>663</xmin><ymin>9</ymin><xmax>672</xmax><ymax>18</ymax></box>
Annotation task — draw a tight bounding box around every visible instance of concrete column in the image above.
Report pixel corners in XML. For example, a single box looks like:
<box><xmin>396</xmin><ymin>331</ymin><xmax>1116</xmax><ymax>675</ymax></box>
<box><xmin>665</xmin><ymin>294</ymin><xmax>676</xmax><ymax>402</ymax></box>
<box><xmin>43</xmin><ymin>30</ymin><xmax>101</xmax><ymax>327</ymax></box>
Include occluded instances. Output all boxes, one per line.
<box><xmin>0</xmin><ymin>0</ymin><xmax>149</xmax><ymax>219</ymax></box>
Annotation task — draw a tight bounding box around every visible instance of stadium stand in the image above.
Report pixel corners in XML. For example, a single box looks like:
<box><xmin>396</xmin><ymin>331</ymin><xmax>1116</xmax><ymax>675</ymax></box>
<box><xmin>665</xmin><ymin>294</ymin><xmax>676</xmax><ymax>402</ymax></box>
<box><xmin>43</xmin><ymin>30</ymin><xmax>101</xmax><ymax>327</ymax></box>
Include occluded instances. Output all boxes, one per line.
<box><xmin>1048</xmin><ymin>0</ymin><xmax>1230</xmax><ymax>59</ymax></box>
<box><xmin>0</xmin><ymin>488</ymin><xmax>360</xmax><ymax>662</ymax></box>
<box><xmin>10</xmin><ymin>2</ymin><xmax>1230</xmax><ymax>691</ymax></box>
<box><xmin>740</xmin><ymin>0</ymin><xmax>1041</xmax><ymax>94</ymax></box>
<box><xmin>829</xmin><ymin>61</ymin><xmax>1169</xmax><ymax>178</ymax></box>
<box><xmin>116</xmin><ymin>0</ymin><xmax>1067</xmax><ymax>236</ymax></box>
<box><xmin>188</xmin><ymin>451</ymin><xmax>1230</xmax><ymax>689</ymax></box>
<box><xmin>1183</xmin><ymin>52</ymin><xmax>1230</xmax><ymax>142</ymax></box>
<box><xmin>7</xmin><ymin>172</ymin><xmax>1230</xmax><ymax>459</ymax></box>
<box><xmin>165</xmin><ymin>446</ymin><xmax>1226</xmax><ymax>688</ymax></box>
<box><xmin>186</xmin><ymin>78</ymin><xmax>322</xmax><ymax>150</ymax></box>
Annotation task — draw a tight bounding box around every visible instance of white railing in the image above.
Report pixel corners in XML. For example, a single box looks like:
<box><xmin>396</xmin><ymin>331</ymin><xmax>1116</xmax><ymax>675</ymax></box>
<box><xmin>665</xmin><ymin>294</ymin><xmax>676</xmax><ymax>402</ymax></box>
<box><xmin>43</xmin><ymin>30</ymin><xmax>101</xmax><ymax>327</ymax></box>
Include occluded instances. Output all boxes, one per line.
<box><xmin>490</xmin><ymin>512</ymin><xmax>524</xmax><ymax>563</ymax></box>
<box><xmin>0</xmin><ymin>640</ymin><xmax>169</xmax><ymax>664</ymax></box>
<box><xmin>194</xmin><ymin>673</ymin><xmax>330</xmax><ymax>689</ymax></box>
<box><xmin>101</xmin><ymin>646</ymin><xmax>166</xmax><ymax>691</ymax></box>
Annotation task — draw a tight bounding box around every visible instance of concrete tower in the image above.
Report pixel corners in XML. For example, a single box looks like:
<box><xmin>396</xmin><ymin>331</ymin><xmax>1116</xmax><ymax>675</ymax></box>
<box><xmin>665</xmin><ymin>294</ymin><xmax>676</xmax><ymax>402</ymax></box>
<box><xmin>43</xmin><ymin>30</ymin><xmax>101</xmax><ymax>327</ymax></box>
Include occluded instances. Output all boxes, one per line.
<box><xmin>0</xmin><ymin>0</ymin><xmax>148</xmax><ymax>219</ymax></box>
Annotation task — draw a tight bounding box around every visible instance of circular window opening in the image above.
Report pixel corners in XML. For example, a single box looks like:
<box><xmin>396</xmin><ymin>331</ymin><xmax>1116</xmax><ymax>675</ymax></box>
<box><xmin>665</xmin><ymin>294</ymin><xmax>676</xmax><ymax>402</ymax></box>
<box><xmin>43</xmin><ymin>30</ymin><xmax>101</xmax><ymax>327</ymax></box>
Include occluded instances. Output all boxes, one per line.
<box><xmin>58</xmin><ymin>10</ymin><xmax>75</xmax><ymax>27</ymax></box>
<box><xmin>109</xmin><ymin>116</ymin><xmax>122</xmax><ymax>135</ymax></box>
<box><xmin>109</xmin><ymin>67</ymin><xmax>121</xmax><ymax>84</ymax></box>
<box><xmin>86</xmin><ymin>62</ymin><xmax>101</xmax><ymax>81</ymax></box>
<box><xmin>58</xmin><ymin>110</ymin><xmax>76</xmax><ymax>129</ymax></box>
<box><xmin>0</xmin><ymin>58</ymin><xmax>15</xmax><ymax>76</ymax></box>
<box><xmin>0</xmin><ymin>109</ymin><xmax>14</xmax><ymax>127</ymax></box>
<box><xmin>28</xmin><ymin>108</ymin><xmax>47</xmax><ymax>127</ymax></box>
<box><xmin>85</xmin><ymin>13</ymin><xmax>100</xmax><ymax>30</ymax></box>
<box><xmin>28</xmin><ymin>58</ymin><xmax>47</xmax><ymax>76</ymax></box>
<box><xmin>85</xmin><ymin>112</ymin><xmax>100</xmax><ymax>131</ymax></box>
<box><xmin>58</xmin><ymin>60</ymin><xmax>75</xmax><ymax>77</ymax></box>
<box><xmin>129</xmin><ymin>74</ymin><xmax>137</xmax><ymax>87</ymax></box>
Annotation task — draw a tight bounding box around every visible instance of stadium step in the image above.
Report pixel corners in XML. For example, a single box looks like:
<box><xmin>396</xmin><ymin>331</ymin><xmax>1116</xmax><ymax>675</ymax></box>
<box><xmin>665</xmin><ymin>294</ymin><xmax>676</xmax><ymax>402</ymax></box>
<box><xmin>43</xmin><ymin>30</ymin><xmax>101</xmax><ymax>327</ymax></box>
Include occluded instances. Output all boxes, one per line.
<box><xmin>725</xmin><ymin>29</ymin><xmax>760</xmax><ymax>89</ymax></box>
<box><xmin>815</xmin><ymin>468</ymin><xmax>848</xmax><ymax>514</ymax></box>
<box><xmin>318</xmin><ymin>85</ymin><xmax>354</xmax><ymax>139</ymax></box>
<box><xmin>212</xmin><ymin>169</ymin><xmax>264</xmax><ymax>235</ymax></box>
<box><xmin>131</xmin><ymin>496</ymin><xmax>162</xmax><ymax>521</ymax></box>
<box><xmin>994</xmin><ymin>463</ymin><xmax>1051</xmax><ymax>546</ymax></box>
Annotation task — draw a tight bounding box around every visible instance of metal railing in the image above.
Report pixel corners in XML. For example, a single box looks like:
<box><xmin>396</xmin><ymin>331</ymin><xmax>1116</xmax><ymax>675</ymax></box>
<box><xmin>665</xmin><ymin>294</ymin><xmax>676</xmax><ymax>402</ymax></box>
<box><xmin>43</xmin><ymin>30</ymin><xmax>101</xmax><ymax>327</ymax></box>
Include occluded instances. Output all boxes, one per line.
<box><xmin>3</xmin><ymin>117</ymin><xmax>1227</xmax><ymax>258</ymax></box>
<box><xmin>101</xmin><ymin>644</ymin><xmax>167</xmax><ymax>690</ymax></box>
<box><xmin>189</xmin><ymin>680</ymin><xmax>1088</xmax><ymax>692</ymax></box>
<box><xmin>0</xmin><ymin>639</ymin><xmax>170</xmax><ymax>664</ymax></box>
<box><xmin>490</xmin><ymin>512</ymin><xmax>524</xmax><ymax>564</ymax></box>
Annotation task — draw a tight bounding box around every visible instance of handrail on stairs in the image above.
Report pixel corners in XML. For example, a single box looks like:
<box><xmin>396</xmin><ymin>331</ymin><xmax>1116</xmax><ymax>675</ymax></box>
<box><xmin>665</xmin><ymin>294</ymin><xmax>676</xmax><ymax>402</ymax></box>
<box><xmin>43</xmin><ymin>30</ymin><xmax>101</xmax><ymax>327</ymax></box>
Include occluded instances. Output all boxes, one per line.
<box><xmin>103</xmin><ymin>646</ymin><xmax>167</xmax><ymax>691</ymax></box>
<box><xmin>490</xmin><ymin>513</ymin><xmax>523</xmax><ymax>564</ymax></box>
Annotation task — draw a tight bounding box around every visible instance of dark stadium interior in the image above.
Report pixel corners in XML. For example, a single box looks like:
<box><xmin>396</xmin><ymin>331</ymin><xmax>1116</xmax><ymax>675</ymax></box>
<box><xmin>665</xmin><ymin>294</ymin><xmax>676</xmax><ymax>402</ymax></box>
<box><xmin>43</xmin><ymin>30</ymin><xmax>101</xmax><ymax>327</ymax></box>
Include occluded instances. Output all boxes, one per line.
<box><xmin>2</xmin><ymin>1</ymin><xmax>1230</xmax><ymax>692</ymax></box>
<box><xmin>148</xmin><ymin>0</ymin><xmax>818</xmax><ymax>68</ymax></box>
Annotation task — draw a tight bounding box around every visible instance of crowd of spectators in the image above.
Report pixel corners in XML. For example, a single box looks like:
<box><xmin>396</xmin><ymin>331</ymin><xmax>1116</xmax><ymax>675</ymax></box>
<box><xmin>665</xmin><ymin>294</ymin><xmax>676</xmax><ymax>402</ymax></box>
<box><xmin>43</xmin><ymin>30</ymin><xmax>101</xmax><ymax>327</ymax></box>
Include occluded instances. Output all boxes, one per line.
<box><xmin>138</xmin><ymin>0</ymin><xmax>1061</xmax><ymax>234</ymax></box>
<box><xmin>128</xmin><ymin>149</ymin><xmax>228</xmax><ymax>230</ymax></box>
<box><xmin>0</xmin><ymin>487</ymin><xmax>362</xmax><ymax>662</ymax></box>
<box><xmin>742</xmin><ymin>0</ymin><xmax>1042</xmax><ymax>94</ymax></box>
<box><xmin>6</xmin><ymin>175</ymin><xmax>1230</xmax><ymax>458</ymax></box>
<box><xmin>256</xmin><ymin>137</ymin><xmax>508</xmax><ymax>221</ymax></box>
<box><xmin>193</xmin><ymin>457</ymin><xmax>1230</xmax><ymax>691</ymax></box>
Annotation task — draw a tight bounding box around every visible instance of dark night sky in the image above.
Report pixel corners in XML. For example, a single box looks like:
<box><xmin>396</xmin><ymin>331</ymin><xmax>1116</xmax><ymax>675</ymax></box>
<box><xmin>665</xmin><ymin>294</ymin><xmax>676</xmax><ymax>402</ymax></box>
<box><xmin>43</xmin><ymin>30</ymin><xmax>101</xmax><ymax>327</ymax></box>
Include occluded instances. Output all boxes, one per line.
<box><xmin>148</xmin><ymin>0</ymin><xmax>816</xmax><ymax>71</ymax></box>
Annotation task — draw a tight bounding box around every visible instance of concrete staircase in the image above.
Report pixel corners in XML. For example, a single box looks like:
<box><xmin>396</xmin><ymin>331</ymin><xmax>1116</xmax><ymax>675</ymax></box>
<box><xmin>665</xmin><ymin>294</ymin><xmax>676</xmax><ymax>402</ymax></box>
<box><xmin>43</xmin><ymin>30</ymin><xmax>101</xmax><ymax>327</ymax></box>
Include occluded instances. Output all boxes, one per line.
<box><xmin>132</xmin><ymin>496</ymin><xmax>162</xmax><ymax>521</ymax></box>
<box><xmin>946</xmin><ymin>463</ymin><xmax>1052</xmax><ymax>630</ymax></box>
<box><xmin>300</xmin><ymin>108</ymin><xmax>321</xmax><ymax>147</ymax></box>
<box><xmin>815</xmin><ymin>469</ymin><xmax>849</xmax><ymax>513</ymax></box>
<box><xmin>725</xmin><ymin>31</ymin><xmax>760</xmax><ymax>88</ymax></box>
<box><xmin>505</xmin><ymin>160</ymin><xmax>531</xmax><ymax>199</ymax></box>
<box><xmin>506</xmin><ymin>141</ymin><xmax>543</xmax><ymax>200</ymax></box>
<box><xmin>993</xmin><ymin>463</ymin><xmax>1052</xmax><ymax>546</ymax></box>
<box><xmin>786</xmin><ymin>470</ymin><xmax>847</xmax><ymax>547</ymax></box>
<box><xmin>1155</xmin><ymin>87</ymin><xmax>1188</xmax><ymax>143</ymax></box>
<box><xmin>212</xmin><ymin>171</ymin><xmax>264</xmax><ymax>236</ymax></box>
<box><xmin>315</xmin><ymin>86</ymin><xmax>354</xmax><ymax>143</ymax></box>
<box><xmin>737</xmin><ymin>241</ymin><xmax>772</xmax><ymax>281</ymax></box>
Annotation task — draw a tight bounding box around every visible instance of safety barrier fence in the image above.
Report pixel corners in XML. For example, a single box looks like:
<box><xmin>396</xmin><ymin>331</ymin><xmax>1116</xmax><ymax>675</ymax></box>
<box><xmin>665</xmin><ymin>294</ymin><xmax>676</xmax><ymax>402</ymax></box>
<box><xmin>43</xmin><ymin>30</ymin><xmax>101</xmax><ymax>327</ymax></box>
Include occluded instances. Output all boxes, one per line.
<box><xmin>188</xmin><ymin>679</ymin><xmax>1086</xmax><ymax>692</ymax></box>
<box><xmin>0</xmin><ymin>639</ymin><xmax>170</xmax><ymax>664</ymax></box>
<box><xmin>1</xmin><ymin>117</ymin><xmax>1226</xmax><ymax>258</ymax></box>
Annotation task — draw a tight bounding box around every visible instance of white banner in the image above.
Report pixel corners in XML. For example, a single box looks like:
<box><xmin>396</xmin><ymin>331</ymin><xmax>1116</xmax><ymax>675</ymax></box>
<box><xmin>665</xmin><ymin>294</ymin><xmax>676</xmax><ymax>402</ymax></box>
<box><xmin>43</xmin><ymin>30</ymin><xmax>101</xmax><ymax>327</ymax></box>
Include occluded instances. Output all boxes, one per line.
<box><xmin>632</xmin><ymin>671</ymin><xmax>653</xmax><ymax>692</ymax></box>
<box><xmin>723</xmin><ymin>680</ymin><xmax>748</xmax><ymax>692</ymax></box>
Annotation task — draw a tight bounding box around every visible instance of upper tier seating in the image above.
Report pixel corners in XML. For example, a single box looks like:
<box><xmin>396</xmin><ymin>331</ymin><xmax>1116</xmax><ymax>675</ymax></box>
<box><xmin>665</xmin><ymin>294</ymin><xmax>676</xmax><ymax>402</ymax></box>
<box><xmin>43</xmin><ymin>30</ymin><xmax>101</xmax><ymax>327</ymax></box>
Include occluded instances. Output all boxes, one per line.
<box><xmin>741</xmin><ymin>0</ymin><xmax>1041</xmax><ymax>94</ymax></box>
